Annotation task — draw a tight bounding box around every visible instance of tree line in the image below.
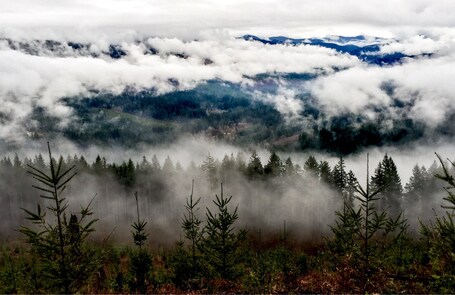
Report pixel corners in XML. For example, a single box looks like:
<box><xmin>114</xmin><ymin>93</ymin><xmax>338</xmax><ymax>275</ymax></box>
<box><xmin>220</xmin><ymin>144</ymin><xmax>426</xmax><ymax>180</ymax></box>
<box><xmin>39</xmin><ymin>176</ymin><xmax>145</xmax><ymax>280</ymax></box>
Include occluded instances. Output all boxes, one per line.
<box><xmin>0</xmin><ymin>147</ymin><xmax>454</xmax><ymax>293</ymax></box>
<box><xmin>0</xmin><ymin>149</ymin><xmax>445</xmax><ymax>216</ymax></box>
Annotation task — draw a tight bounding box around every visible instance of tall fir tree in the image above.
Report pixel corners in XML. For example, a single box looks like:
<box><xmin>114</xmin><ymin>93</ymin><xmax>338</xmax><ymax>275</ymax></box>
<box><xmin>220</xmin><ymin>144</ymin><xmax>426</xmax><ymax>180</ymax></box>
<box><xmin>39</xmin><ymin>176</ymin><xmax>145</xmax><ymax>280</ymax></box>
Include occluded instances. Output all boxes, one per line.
<box><xmin>319</xmin><ymin>160</ymin><xmax>332</xmax><ymax>184</ymax></box>
<box><xmin>138</xmin><ymin>156</ymin><xmax>152</xmax><ymax>172</ymax></box>
<box><xmin>332</xmin><ymin>157</ymin><xmax>347</xmax><ymax>194</ymax></box>
<box><xmin>202</xmin><ymin>153</ymin><xmax>219</xmax><ymax>190</ymax></box>
<box><xmin>151</xmin><ymin>155</ymin><xmax>161</xmax><ymax>172</ymax></box>
<box><xmin>246</xmin><ymin>151</ymin><xmax>263</xmax><ymax>180</ymax></box>
<box><xmin>370</xmin><ymin>154</ymin><xmax>403</xmax><ymax>217</ymax></box>
<box><xmin>220</xmin><ymin>154</ymin><xmax>236</xmax><ymax>183</ymax></box>
<box><xmin>162</xmin><ymin>155</ymin><xmax>175</xmax><ymax>174</ymax></box>
<box><xmin>345</xmin><ymin>170</ymin><xmax>358</xmax><ymax>209</ymax></box>
<box><xmin>304</xmin><ymin>155</ymin><xmax>319</xmax><ymax>177</ymax></box>
<box><xmin>264</xmin><ymin>152</ymin><xmax>283</xmax><ymax>177</ymax></box>
<box><xmin>284</xmin><ymin>157</ymin><xmax>299</xmax><ymax>176</ymax></box>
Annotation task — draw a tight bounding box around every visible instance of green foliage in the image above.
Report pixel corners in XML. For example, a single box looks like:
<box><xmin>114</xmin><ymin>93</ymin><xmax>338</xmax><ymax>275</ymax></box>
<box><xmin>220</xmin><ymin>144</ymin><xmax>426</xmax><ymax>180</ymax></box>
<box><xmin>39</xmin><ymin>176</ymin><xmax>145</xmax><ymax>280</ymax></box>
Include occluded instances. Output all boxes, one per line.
<box><xmin>169</xmin><ymin>180</ymin><xmax>204</xmax><ymax>289</ymax></box>
<box><xmin>332</xmin><ymin>157</ymin><xmax>347</xmax><ymax>194</ymax></box>
<box><xmin>370</xmin><ymin>154</ymin><xmax>403</xmax><ymax>216</ymax></box>
<box><xmin>202</xmin><ymin>153</ymin><xmax>219</xmax><ymax>190</ymax></box>
<box><xmin>202</xmin><ymin>184</ymin><xmax>247</xmax><ymax>280</ymax></box>
<box><xmin>303</xmin><ymin>155</ymin><xmax>319</xmax><ymax>176</ymax></box>
<box><xmin>4</xmin><ymin>148</ymin><xmax>455</xmax><ymax>292</ymax></box>
<box><xmin>420</xmin><ymin>154</ymin><xmax>455</xmax><ymax>291</ymax></box>
<box><xmin>181</xmin><ymin>181</ymin><xmax>203</xmax><ymax>270</ymax></box>
<box><xmin>112</xmin><ymin>159</ymin><xmax>136</xmax><ymax>187</ymax></box>
<box><xmin>264</xmin><ymin>152</ymin><xmax>283</xmax><ymax>177</ymax></box>
<box><xmin>129</xmin><ymin>250</ymin><xmax>152</xmax><ymax>293</ymax></box>
<box><xmin>242</xmin><ymin>226</ymin><xmax>309</xmax><ymax>294</ymax></box>
<box><xmin>168</xmin><ymin>240</ymin><xmax>194</xmax><ymax>289</ymax></box>
<box><xmin>131</xmin><ymin>192</ymin><xmax>148</xmax><ymax>248</ymax></box>
<box><xmin>129</xmin><ymin>192</ymin><xmax>152</xmax><ymax>293</ymax></box>
<box><xmin>329</xmin><ymin>154</ymin><xmax>404</xmax><ymax>284</ymax></box>
<box><xmin>246</xmin><ymin>151</ymin><xmax>263</xmax><ymax>180</ymax></box>
<box><xmin>0</xmin><ymin>248</ymin><xmax>19</xmax><ymax>293</ymax></box>
<box><xmin>19</xmin><ymin>143</ymin><xmax>98</xmax><ymax>293</ymax></box>
<box><xmin>319</xmin><ymin>160</ymin><xmax>332</xmax><ymax>184</ymax></box>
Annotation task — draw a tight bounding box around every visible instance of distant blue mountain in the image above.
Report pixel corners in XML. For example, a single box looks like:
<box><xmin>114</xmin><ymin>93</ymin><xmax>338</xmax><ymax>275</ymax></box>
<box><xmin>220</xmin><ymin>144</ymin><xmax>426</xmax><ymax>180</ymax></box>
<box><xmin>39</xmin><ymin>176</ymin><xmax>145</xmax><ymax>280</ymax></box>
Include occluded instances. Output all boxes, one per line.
<box><xmin>241</xmin><ymin>35</ymin><xmax>413</xmax><ymax>65</ymax></box>
<box><xmin>3</xmin><ymin>35</ymin><xmax>423</xmax><ymax>65</ymax></box>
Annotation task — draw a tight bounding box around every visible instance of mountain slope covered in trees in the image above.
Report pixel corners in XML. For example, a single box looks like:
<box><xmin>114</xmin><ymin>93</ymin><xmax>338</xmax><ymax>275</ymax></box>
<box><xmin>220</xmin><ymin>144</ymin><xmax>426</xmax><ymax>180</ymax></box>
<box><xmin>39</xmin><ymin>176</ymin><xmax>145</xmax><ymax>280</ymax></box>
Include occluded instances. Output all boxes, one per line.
<box><xmin>23</xmin><ymin>76</ymin><xmax>448</xmax><ymax>155</ymax></box>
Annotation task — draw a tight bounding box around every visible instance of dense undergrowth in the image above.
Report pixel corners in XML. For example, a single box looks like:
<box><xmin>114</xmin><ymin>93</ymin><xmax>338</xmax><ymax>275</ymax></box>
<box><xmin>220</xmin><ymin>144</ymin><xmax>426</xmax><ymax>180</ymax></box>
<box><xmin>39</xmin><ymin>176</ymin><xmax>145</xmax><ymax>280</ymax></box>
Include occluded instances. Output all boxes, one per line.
<box><xmin>1</xmin><ymin>145</ymin><xmax>455</xmax><ymax>293</ymax></box>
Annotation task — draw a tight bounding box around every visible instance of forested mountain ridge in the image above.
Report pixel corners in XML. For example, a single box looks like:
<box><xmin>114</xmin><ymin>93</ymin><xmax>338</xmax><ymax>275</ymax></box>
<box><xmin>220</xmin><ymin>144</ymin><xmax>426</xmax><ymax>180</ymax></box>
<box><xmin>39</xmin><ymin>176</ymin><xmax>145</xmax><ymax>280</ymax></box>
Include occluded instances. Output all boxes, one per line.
<box><xmin>1</xmin><ymin>35</ymin><xmax>418</xmax><ymax>63</ymax></box>
<box><xmin>241</xmin><ymin>34</ymin><xmax>421</xmax><ymax>65</ymax></box>
<box><xmin>26</xmin><ymin>78</ymin><xmax>446</xmax><ymax>155</ymax></box>
<box><xmin>2</xmin><ymin>35</ymin><xmax>449</xmax><ymax>155</ymax></box>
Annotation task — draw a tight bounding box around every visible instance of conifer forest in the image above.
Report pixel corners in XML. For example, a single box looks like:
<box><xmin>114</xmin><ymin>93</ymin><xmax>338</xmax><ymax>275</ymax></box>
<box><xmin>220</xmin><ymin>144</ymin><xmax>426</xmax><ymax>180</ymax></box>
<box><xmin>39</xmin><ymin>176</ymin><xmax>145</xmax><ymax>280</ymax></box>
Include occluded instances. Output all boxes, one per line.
<box><xmin>1</xmin><ymin>143</ymin><xmax>455</xmax><ymax>293</ymax></box>
<box><xmin>3</xmin><ymin>0</ymin><xmax>455</xmax><ymax>293</ymax></box>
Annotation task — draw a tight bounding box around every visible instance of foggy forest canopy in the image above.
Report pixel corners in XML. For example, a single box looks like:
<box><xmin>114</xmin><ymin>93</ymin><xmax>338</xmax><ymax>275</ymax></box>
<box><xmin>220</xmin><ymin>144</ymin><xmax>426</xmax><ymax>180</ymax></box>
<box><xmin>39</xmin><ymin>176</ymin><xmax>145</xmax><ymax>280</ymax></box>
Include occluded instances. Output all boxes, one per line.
<box><xmin>0</xmin><ymin>147</ymin><xmax>449</xmax><ymax>241</ymax></box>
<box><xmin>1</xmin><ymin>144</ymin><xmax>455</xmax><ymax>293</ymax></box>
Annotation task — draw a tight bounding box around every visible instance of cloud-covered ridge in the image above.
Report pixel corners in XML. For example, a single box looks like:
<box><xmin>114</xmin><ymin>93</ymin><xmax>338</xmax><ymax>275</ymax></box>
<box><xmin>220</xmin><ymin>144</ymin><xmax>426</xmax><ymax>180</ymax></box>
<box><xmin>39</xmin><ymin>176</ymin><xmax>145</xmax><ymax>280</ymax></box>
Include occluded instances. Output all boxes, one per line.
<box><xmin>0</xmin><ymin>37</ymin><xmax>360</xmax><ymax>143</ymax></box>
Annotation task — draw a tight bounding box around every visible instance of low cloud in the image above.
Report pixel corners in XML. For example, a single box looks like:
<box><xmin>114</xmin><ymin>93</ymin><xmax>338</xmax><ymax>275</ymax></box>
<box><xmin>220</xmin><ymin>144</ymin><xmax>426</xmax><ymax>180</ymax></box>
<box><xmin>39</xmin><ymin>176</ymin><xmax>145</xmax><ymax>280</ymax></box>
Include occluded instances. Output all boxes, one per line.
<box><xmin>309</xmin><ymin>46</ymin><xmax>455</xmax><ymax>127</ymax></box>
<box><xmin>0</xmin><ymin>37</ymin><xmax>359</xmax><ymax>143</ymax></box>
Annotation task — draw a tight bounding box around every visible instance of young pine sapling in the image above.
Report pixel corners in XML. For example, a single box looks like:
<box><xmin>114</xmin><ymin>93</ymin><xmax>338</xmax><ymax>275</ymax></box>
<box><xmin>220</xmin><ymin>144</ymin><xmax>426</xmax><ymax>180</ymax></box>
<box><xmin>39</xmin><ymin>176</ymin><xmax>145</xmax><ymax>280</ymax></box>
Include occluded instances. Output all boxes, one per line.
<box><xmin>20</xmin><ymin>142</ymin><xmax>98</xmax><ymax>293</ymax></box>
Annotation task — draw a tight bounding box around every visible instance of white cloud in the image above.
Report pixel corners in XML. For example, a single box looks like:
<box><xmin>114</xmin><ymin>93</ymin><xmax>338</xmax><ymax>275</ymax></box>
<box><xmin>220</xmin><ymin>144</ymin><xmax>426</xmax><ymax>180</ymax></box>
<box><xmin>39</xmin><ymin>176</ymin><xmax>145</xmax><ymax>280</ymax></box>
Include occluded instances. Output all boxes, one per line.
<box><xmin>310</xmin><ymin>51</ymin><xmax>455</xmax><ymax>126</ymax></box>
<box><xmin>253</xmin><ymin>83</ymin><xmax>304</xmax><ymax>123</ymax></box>
<box><xmin>0</xmin><ymin>37</ymin><xmax>359</xmax><ymax>142</ymax></box>
<box><xmin>380</xmin><ymin>34</ymin><xmax>455</xmax><ymax>56</ymax></box>
<box><xmin>2</xmin><ymin>1</ymin><xmax>455</xmax><ymax>42</ymax></box>
<box><xmin>1</xmin><ymin>0</ymin><xmax>455</xmax><ymax>144</ymax></box>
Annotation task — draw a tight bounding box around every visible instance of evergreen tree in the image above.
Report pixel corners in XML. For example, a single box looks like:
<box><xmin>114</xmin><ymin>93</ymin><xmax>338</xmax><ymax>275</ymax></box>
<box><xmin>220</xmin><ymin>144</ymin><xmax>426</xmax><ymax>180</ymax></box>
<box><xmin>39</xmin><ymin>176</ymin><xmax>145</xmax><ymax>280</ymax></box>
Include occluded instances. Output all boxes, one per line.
<box><xmin>13</xmin><ymin>153</ymin><xmax>22</xmax><ymax>169</ymax></box>
<box><xmin>420</xmin><ymin>153</ymin><xmax>455</xmax><ymax>285</ymax></box>
<box><xmin>162</xmin><ymin>155</ymin><xmax>175</xmax><ymax>174</ymax></box>
<box><xmin>405</xmin><ymin>165</ymin><xmax>426</xmax><ymax>193</ymax></box>
<box><xmin>332</xmin><ymin>157</ymin><xmax>347</xmax><ymax>194</ymax></box>
<box><xmin>202</xmin><ymin>153</ymin><xmax>219</xmax><ymax>190</ymax></box>
<box><xmin>371</xmin><ymin>154</ymin><xmax>403</xmax><ymax>217</ymax></box>
<box><xmin>125</xmin><ymin>159</ymin><xmax>136</xmax><ymax>187</ymax></box>
<box><xmin>175</xmin><ymin>162</ymin><xmax>184</xmax><ymax>173</ymax></box>
<box><xmin>404</xmin><ymin>165</ymin><xmax>428</xmax><ymax>216</ymax></box>
<box><xmin>246</xmin><ymin>151</ymin><xmax>263</xmax><ymax>180</ymax></box>
<box><xmin>1</xmin><ymin>156</ymin><xmax>12</xmax><ymax>168</ymax></box>
<box><xmin>264</xmin><ymin>152</ymin><xmax>283</xmax><ymax>177</ymax></box>
<box><xmin>169</xmin><ymin>181</ymin><xmax>204</xmax><ymax>289</ymax></box>
<box><xmin>181</xmin><ymin>181</ymin><xmax>203</xmax><ymax>275</ymax></box>
<box><xmin>220</xmin><ymin>154</ymin><xmax>236</xmax><ymax>183</ymax></box>
<box><xmin>20</xmin><ymin>143</ymin><xmax>98</xmax><ymax>293</ymax></box>
<box><xmin>151</xmin><ymin>155</ymin><xmax>161</xmax><ymax>172</ymax></box>
<box><xmin>330</xmin><ymin>154</ymin><xmax>403</xmax><ymax>289</ymax></box>
<box><xmin>202</xmin><ymin>184</ymin><xmax>247</xmax><ymax>280</ymax></box>
<box><xmin>129</xmin><ymin>192</ymin><xmax>152</xmax><ymax>293</ymax></box>
<box><xmin>92</xmin><ymin>155</ymin><xmax>105</xmax><ymax>174</ymax></box>
<box><xmin>78</xmin><ymin>155</ymin><xmax>89</xmax><ymax>170</ymax></box>
<box><xmin>33</xmin><ymin>154</ymin><xmax>46</xmax><ymax>170</ymax></box>
<box><xmin>284</xmin><ymin>157</ymin><xmax>298</xmax><ymax>176</ymax></box>
<box><xmin>304</xmin><ymin>155</ymin><xmax>319</xmax><ymax>177</ymax></box>
<box><xmin>345</xmin><ymin>170</ymin><xmax>358</xmax><ymax>209</ymax></box>
<box><xmin>138</xmin><ymin>156</ymin><xmax>152</xmax><ymax>172</ymax></box>
<box><xmin>23</xmin><ymin>156</ymin><xmax>33</xmax><ymax>167</ymax></box>
<box><xmin>319</xmin><ymin>160</ymin><xmax>332</xmax><ymax>184</ymax></box>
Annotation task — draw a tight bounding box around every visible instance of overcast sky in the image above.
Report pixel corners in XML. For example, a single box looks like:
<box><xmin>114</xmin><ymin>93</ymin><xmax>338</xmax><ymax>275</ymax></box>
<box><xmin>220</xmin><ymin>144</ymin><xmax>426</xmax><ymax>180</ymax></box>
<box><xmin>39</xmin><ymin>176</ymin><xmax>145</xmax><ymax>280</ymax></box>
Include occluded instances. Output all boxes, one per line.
<box><xmin>2</xmin><ymin>0</ymin><xmax>455</xmax><ymax>41</ymax></box>
<box><xmin>1</xmin><ymin>0</ymin><xmax>455</xmax><ymax>156</ymax></box>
